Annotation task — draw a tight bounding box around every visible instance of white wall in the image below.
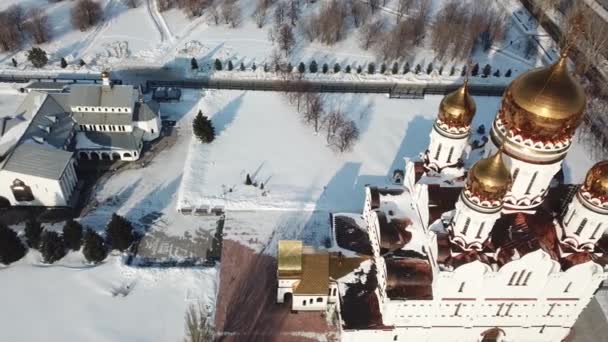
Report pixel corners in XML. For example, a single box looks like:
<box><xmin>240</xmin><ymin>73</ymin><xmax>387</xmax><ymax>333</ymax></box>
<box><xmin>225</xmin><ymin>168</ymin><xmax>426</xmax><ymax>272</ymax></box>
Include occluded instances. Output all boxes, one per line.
<box><xmin>562</xmin><ymin>194</ymin><xmax>608</xmax><ymax>250</ymax></box>
<box><xmin>293</xmin><ymin>295</ymin><xmax>328</xmax><ymax>311</ymax></box>
<box><xmin>0</xmin><ymin>169</ymin><xmax>69</xmax><ymax>206</ymax></box>
<box><xmin>134</xmin><ymin>116</ymin><xmax>161</xmax><ymax>141</ymax></box>
<box><xmin>427</xmin><ymin>127</ymin><xmax>469</xmax><ymax>170</ymax></box>
<box><xmin>450</xmin><ymin>197</ymin><xmax>501</xmax><ymax>250</ymax></box>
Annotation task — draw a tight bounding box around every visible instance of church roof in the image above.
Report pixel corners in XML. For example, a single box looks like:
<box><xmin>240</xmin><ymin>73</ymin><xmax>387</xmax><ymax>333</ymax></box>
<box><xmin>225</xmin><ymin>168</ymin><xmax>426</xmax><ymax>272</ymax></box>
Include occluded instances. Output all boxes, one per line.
<box><xmin>278</xmin><ymin>240</ymin><xmax>303</xmax><ymax>278</ymax></box>
<box><xmin>293</xmin><ymin>252</ymin><xmax>329</xmax><ymax>295</ymax></box>
<box><xmin>1</xmin><ymin>143</ymin><xmax>73</xmax><ymax>180</ymax></box>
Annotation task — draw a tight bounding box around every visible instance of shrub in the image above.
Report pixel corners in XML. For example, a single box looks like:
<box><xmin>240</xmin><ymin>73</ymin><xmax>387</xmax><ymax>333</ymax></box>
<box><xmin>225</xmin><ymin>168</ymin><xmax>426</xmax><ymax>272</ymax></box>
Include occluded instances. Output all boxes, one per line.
<box><xmin>214</xmin><ymin>58</ymin><xmax>222</xmax><ymax>71</ymax></box>
<box><xmin>40</xmin><ymin>231</ymin><xmax>67</xmax><ymax>263</ymax></box>
<box><xmin>322</xmin><ymin>63</ymin><xmax>329</xmax><ymax>74</ymax></box>
<box><xmin>63</xmin><ymin>219</ymin><xmax>83</xmax><ymax>251</ymax></box>
<box><xmin>191</xmin><ymin>57</ymin><xmax>198</xmax><ymax>70</ymax></box>
<box><xmin>391</xmin><ymin>62</ymin><xmax>399</xmax><ymax>75</ymax></box>
<box><xmin>482</xmin><ymin>64</ymin><xmax>492</xmax><ymax>78</ymax></box>
<box><xmin>105</xmin><ymin>214</ymin><xmax>135</xmax><ymax>252</ymax></box>
<box><xmin>345</xmin><ymin>65</ymin><xmax>351</xmax><ymax>73</ymax></box>
<box><xmin>60</xmin><ymin>57</ymin><xmax>68</xmax><ymax>69</ymax></box>
<box><xmin>298</xmin><ymin>62</ymin><xmax>305</xmax><ymax>73</ymax></box>
<box><xmin>192</xmin><ymin>110</ymin><xmax>216</xmax><ymax>143</ymax></box>
<box><xmin>505</xmin><ymin>69</ymin><xmax>512</xmax><ymax>77</ymax></box>
<box><xmin>471</xmin><ymin>63</ymin><xmax>479</xmax><ymax>76</ymax></box>
<box><xmin>25</xmin><ymin>219</ymin><xmax>43</xmax><ymax>248</ymax></box>
<box><xmin>0</xmin><ymin>223</ymin><xmax>26</xmax><ymax>265</ymax></box>
<box><xmin>367</xmin><ymin>63</ymin><xmax>375</xmax><ymax>74</ymax></box>
<box><xmin>309</xmin><ymin>60</ymin><xmax>318</xmax><ymax>73</ymax></box>
<box><xmin>334</xmin><ymin>63</ymin><xmax>341</xmax><ymax>73</ymax></box>
<box><xmin>82</xmin><ymin>229</ymin><xmax>107</xmax><ymax>264</ymax></box>
<box><xmin>27</xmin><ymin>47</ymin><xmax>48</xmax><ymax>68</ymax></box>
<box><xmin>403</xmin><ymin>62</ymin><xmax>410</xmax><ymax>74</ymax></box>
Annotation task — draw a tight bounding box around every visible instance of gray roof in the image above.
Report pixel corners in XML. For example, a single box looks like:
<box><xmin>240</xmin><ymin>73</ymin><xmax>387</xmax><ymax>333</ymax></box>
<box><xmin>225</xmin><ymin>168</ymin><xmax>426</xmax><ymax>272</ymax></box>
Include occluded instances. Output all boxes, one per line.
<box><xmin>25</xmin><ymin>82</ymin><xmax>68</xmax><ymax>92</ymax></box>
<box><xmin>133</xmin><ymin>101</ymin><xmax>159</xmax><ymax>122</ymax></box>
<box><xmin>20</xmin><ymin>95</ymin><xmax>75</xmax><ymax>150</ymax></box>
<box><xmin>69</xmin><ymin>84</ymin><xmax>137</xmax><ymax>108</ymax></box>
<box><xmin>2</xmin><ymin>143</ymin><xmax>73</xmax><ymax>180</ymax></box>
<box><xmin>72</xmin><ymin>110</ymin><xmax>133</xmax><ymax>126</ymax></box>
<box><xmin>81</xmin><ymin>128</ymin><xmax>144</xmax><ymax>151</ymax></box>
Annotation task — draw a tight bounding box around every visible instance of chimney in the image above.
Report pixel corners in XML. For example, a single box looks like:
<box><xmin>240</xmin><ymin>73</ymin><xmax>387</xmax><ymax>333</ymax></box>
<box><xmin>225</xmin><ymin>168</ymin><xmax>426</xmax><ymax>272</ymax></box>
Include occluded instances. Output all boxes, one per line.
<box><xmin>101</xmin><ymin>70</ymin><xmax>111</xmax><ymax>87</ymax></box>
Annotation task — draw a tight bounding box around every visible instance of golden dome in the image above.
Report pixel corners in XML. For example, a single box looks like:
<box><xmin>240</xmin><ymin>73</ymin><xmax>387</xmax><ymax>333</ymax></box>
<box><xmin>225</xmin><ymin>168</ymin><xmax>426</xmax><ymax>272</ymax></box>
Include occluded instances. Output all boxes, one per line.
<box><xmin>101</xmin><ymin>70</ymin><xmax>110</xmax><ymax>78</ymax></box>
<box><xmin>467</xmin><ymin>150</ymin><xmax>512</xmax><ymax>201</ymax></box>
<box><xmin>503</xmin><ymin>56</ymin><xmax>586</xmax><ymax>139</ymax></box>
<box><xmin>438</xmin><ymin>80</ymin><xmax>476</xmax><ymax>128</ymax></box>
<box><xmin>583</xmin><ymin>161</ymin><xmax>608</xmax><ymax>200</ymax></box>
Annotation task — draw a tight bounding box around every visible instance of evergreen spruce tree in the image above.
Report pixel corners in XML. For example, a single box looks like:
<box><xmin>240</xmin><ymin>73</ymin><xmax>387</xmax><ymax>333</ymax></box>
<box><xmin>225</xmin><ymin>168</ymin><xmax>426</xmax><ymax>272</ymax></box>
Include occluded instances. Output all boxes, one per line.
<box><xmin>27</xmin><ymin>47</ymin><xmax>48</xmax><ymax>68</ymax></box>
<box><xmin>240</xmin><ymin>62</ymin><xmax>246</xmax><ymax>71</ymax></box>
<box><xmin>380</xmin><ymin>63</ymin><xmax>386</xmax><ymax>74</ymax></box>
<box><xmin>11</xmin><ymin>58</ymin><xmax>17</xmax><ymax>67</ymax></box>
<box><xmin>482</xmin><ymin>64</ymin><xmax>492</xmax><ymax>77</ymax></box>
<box><xmin>298</xmin><ymin>62</ymin><xmax>306</xmax><ymax>73</ymax></box>
<box><xmin>493</xmin><ymin>69</ymin><xmax>501</xmax><ymax>77</ymax></box>
<box><xmin>214</xmin><ymin>58</ymin><xmax>223</xmax><ymax>71</ymax></box>
<box><xmin>251</xmin><ymin>62</ymin><xmax>257</xmax><ymax>71</ymax></box>
<box><xmin>192</xmin><ymin>110</ymin><xmax>216</xmax><ymax>143</ymax></box>
<box><xmin>450</xmin><ymin>65</ymin><xmax>456</xmax><ymax>76</ymax></box>
<box><xmin>471</xmin><ymin>63</ymin><xmax>480</xmax><ymax>76</ymax></box>
<box><xmin>461</xmin><ymin>65</ymin><xmax>467</xmax><ymax>77</ymax></box>
<box><xmin>191</xmin><ymin>58</ymin><xmax>198</xmax><ymax>70</ymax></box>
<box><xmin>275</xmin><ymin>63</ymin><xmax>281</xmax><ymax>72</ymax></box>
<box><xmin>505</xmin><ymin>69</ymin><xmax>512</xmax><ymax>77</ymax></box>
<box><xmin>24</xmin><ymin>219</ymin><xmax>43</xmax><ymax>249</ymax></box>
<box><xmin>263</xmin><ymin>63</ymin><xmax>269</xmax><ymax>72</ymax></box>
<box><xmin>228</xmin><ymin>60</ymin><xmax>234</xmax><ymax>71</ymax></box>
<box><xmin>60</xmin><ymin>57</ymin><xmax>68</xmax><ymax>69</ymax></box>
<box><xmin>368</xmin><ymin>63</ymin><xmax>376</xmax><ymax>74</ymax></box>
<box><xmin>426</xmin><ymin>63</ymin><xmax>433</xmax><ymax>75</ymax></box>
<box><xmin>415</xmin><ymin>64</ymin><xmax>422</xmax><ymax>74</ymax></box>
<box><xmin>286</xmin><ymin>63</ymin><xmax>293</xmax><ymax>72</ymax></box>
<box><xmin>40</xmin><ymin>231</ymin><xmax>67</xmax><ymax>264</ymax></box>
<box><xmin>438</xmin><ymin>66</ymin><xmax>444</xmax><ymax>75</ymax></box>
<box><xmin>322</xmin><ymin>63</ymin><xmax>329</xmax><ymax>74</ymax></box>
<box><xmin>82</xmin><ymin>229</ymin><xmax>107</xmax><ymax>264</ymax></box>
<box><xmin>79</xmin><ymin>59</ymin><xmax>86</xmax><ymax>67</ymax></box>
<box><xmin>334</xmin><ymin>63</ymin><xmax>341</xmax><ymax>73</ymax></box>
<box><xmin>0</xmin><ymin>223</ymin><xmax>26</xmax><ymax>265</ymax></box>
<box><xmin>245</xmin><ymin>174</ymin><xmax>252</xmax><ymax>185</ymax></box>
<box><xmin>309</xmin><ymin>60</ymin><xmax>318</xmax><ymax>73</ymax></box>
<box><xmin>63</xmin><ymin>219</ymin><xmax>83</xmax><ymax>251</ymax></box>
<box><xmin>345</xmin><ymin>65</ymin><xmax>351</xmax><ymax>73</ymax></box>
<box><xmin>357</xmin><ymin>65</ymin><xmax>362</xmax><ymax>74</ymax></box>
<box><xmin>391</xmin><ymin>62</ymin><xmax>399</xmax><ymax>75</ymax></box>
<box><xmin>260</xmin><ymin>182</ymin><xmax>264</xmax><ymax>190</ymax></box>
<box><xmin>105</xmin><ymin>214</ymin><xmax>135</xmax><ymax>252</ymax></box>
<box><xmin>403</xmin><ymin>62</ymin><xmax>410</xmax><ymax>74</ymax></box>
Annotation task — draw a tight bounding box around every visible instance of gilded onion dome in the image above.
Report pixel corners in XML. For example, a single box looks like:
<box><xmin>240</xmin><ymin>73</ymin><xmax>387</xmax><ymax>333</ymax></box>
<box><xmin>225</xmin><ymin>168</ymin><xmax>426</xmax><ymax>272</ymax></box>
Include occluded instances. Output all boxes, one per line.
<box><xmin>582</xmin><ymin>161</ymin><xmax>608</xmax><ymax>203</ymax></box>
<box><xmin>501</xmin><ymin>55</ymin><xmax>586</xmax><ymax>140</ymax></box>
<box><xmin>467</xmin><ymin>151</ymin><xmax>512</xmax><ymax>202</ymax></box>
<box><xmin>437</xmin><ymin>80</ymin><xmax>476</xmax><ymax>128</ymax></box>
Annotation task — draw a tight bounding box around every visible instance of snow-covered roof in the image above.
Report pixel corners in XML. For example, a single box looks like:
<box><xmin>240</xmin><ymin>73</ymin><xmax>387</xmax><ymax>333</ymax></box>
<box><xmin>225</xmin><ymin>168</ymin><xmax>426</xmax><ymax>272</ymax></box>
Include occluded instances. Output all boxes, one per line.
<box><xmin>76</xmin><ymin>128</ymin><xmax>144</xmax><ymax>151</ymax></box>
<box><xmin>1</xmin><ymin>143</ymin><xmax>73</xmax><ymax>180</ymax></box>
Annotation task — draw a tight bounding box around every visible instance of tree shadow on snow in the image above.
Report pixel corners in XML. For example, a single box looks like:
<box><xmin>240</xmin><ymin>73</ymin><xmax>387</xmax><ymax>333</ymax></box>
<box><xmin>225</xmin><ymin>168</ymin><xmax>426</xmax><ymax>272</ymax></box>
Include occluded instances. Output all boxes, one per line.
<box><xmin>212</xmin><ymin>92</ymin><xmax>245</xmax><ymax>137</ymax></box>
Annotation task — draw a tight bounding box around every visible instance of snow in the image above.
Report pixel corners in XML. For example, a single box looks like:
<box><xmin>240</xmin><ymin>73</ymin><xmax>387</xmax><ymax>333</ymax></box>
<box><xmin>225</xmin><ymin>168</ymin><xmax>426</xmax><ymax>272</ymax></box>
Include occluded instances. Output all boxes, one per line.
<box><xmin>0</xmin><ymin>254</ymin><xmax>217</xmax><ymax>342</ymax></box>
<box><xmin>177</xmin><ymin>90</ymin><xmax>597</xmax><ymax>213</ymax></box>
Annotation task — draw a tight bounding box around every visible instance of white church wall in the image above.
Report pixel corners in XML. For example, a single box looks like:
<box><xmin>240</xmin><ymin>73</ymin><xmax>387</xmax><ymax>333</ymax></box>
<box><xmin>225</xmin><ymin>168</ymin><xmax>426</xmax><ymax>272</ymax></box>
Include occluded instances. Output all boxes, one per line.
<box><xmin>0</xmin><ymin>169</ymin><xmax>68</xmax><ymax>206</ymax></box>
<box><xmin>134</xmin><ymin>116</ymin><xmax>161</xmax><ymax>141</ymax></box>
<box><xmin>562</xmin><ymin>195</ymin><xmax>608</xmax><ymax>250</ymax></box>
<box><xmin>277</xmin><ymin>278</ymin><xmax>298</xmax><ymax>303</ymax></box>
<box><xmin>427</xmin><ymin>128</ymin><xmax>469</xmax><ymax>170</ymax></box>
<box><xmin>293</xmin><ymin>294</ymin><xmax>329</xmax><ymax>311</ymax></box>
<box><xmin>451</xmin><ymin>199</ymin><xmax>501</xmax><ymax>249</ymax></box>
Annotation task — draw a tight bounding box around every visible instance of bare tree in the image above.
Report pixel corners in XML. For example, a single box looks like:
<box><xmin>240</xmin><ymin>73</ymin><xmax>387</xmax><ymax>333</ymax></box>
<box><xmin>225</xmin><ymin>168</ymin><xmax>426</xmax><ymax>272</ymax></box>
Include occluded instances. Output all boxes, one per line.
<box><xmin>562</xmin><ymin>1</ymin><xmax>608</xmax><ymax>74</ymax></box>
<box><xmin>274</xmin><ymin>1</ymin><xmax>287</xmax><ymax>29</ymax></box>
<box><xmin>410</xmin><ymin>0</ymin><xmax>430</xmax><ymax>46</ymax></box>
<box><xmin>277</xmin><ymin>23</ymin><xmax>295</xmax><ymax>56</ymax></box>
<box><xmin>0</xmin><ymin>12</ymin><xmax>22</xmax><ymax>51</ymax></box>
<box><xmin>396</xmin><ymin>0</ymin><xmax>417</xmax><ymax>22</ymax></box>
<box><xmin>287</xmin><ymin>0</ymin><xmax>300</xmax><ymax>26</ymax></box>
<box><xmin>301</xmin><ymin>15</ymin><xmax>318</xmax><ymax>42</ymax></box>
<box><xmin>7</xmin><ymin>5</ymin><xmax>26</xmax><ymax>33</ymax></box>
<box><xmin>369</xmin><ymin>0</ymin><xmax>379</xmax><ymax>14</ymax></box>
<box><xmin>303</xmin><ymin>92</ymin><xmax>324</xmax><ymax>133</ymax></box>
<box><xmin>72</xmin><ymin>0</ymin><xmax>103</xmax><ymax>31</ymax></box>
<box><xmin>323</xmin><ymin>110</ymin><xmax>346</xmax><ymax>144</ymax></box>
<box><xmin>26</xmin><ymin>9</ymin><xmax>51</xmax><ymax>44</ymax></box>
<box><xmin>157</xmin><ymin>0</ymin><xmax>174</xmax><ymax>12</ymax></box>
<box><xmin>209</xmin><ymin>5</ymin><xmax>220</xmax><ymax>25</ymax></box>
<box><xmin>350</xmin><ymin>0</ymin><xmax>370</xmax><ymax>28</ymax></box>
<box><xmin>253</xmin><ymin>1</ymin><xmax>268</xmax><ymax>28</ymax></box>
<box><xmin>359</xmin><ymin>18</ymin><xmax>385</xmax><ymax>50</ymax></box>
<box><xmin>335</xmin><ymin>120</ymin><xmax>359</xmax><ymax>152</ymax></box>
<box><xmin>221</xmin><ymin>0</ymin><xmax>240</xmax><ymax>27</ymax></box>
<box><xmin>184</xmin><ymin>304</ymin><xmax>214</xmax><ymax>342</ymax></box>
<box><xmin>314</xmin><ymin>0</ymin><xmax>348</xmax><ymax>45</ymax></box>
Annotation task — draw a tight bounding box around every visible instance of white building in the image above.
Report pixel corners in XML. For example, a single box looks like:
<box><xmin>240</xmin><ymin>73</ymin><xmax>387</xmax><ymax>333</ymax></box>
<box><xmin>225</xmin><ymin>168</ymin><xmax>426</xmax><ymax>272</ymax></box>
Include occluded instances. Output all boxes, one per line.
<box><xmin>0</xmin><ymin>72</ymin><xmax>161</xmax><ymax>207</ymax></box>
<box><xmin>276</xmin><ymin>57</ymin><xmax>608</xmax><ymax>342</ymax></box>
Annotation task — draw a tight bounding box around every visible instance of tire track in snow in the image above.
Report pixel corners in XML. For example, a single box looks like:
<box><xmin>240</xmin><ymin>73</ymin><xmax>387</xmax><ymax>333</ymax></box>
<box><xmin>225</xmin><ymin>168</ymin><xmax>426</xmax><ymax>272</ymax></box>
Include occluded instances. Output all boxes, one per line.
<box><xmin>73</xmin><ymin>0</ymin><xmax>121</xmax><ymax>60</ymax></box>
<box><xmin>146</xmin><ymin>0</ymin><xmax>174</xmax><ymax>43</ymax></box>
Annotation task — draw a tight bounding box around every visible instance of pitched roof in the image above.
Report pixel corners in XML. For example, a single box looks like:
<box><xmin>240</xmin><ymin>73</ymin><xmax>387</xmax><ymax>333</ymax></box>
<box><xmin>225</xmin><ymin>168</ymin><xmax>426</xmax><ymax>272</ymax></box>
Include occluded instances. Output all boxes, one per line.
<box><xmin>77</xmin><ymin>128</ymin><xmax>144</xmax><ymax>151</ymax></box>
<box><xmin>278</xmin><ymin>240</ymin><xmax>303</xmax><ymax>278</ymax></box>
<box><xmin>20</xmin><ymin>95</ymin><xmax>75</xmax><ymax>150</ymax></box>
<box><xmin>1</xmin><ymin>143</ymin><xmax>73</xmax><ymax>180</ymax></box>
<box><xmin>294</xmin><ymin>252</ymin><xmax>329</xmax><ymax>295</ymax></box>
<box><xmin>69</xmin><ymin>84</ymin><xmax>137</xmax><ymax>109</ymax></box>
<box><xmin>25</xmin><ymin>82</ymin><xmax>68</xmax><ymax>92</ymax></box>
<box><xmin>133</xmin><ymin>101</ymin><xmax>160</xmax><ymax>122</ymax></box>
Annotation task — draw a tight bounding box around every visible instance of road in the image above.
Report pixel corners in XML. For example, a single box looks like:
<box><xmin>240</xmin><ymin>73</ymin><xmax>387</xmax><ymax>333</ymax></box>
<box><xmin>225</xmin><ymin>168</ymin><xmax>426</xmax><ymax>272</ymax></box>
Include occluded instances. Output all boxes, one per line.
<box><xmin>0</xmin><ymin>67</ymin><xmax>508</xmax><ymax>97</ymax></box>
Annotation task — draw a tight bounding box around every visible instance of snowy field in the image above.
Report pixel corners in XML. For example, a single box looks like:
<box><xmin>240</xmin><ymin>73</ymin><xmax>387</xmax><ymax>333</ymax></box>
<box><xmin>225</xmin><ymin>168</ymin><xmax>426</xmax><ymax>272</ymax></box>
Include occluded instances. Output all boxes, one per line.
<box><xmin>178</xmin><ymin>90</ymin><xmax>598</xmax><ymax>212</ymax></box>
<box><xmin>0</xmin><ymin>253</ymin><xmax>217</xmax><ymax>342</ymax></box>
<box><xmin>0</xmin><ymin>0</ymin><xmax>550</xmax><ymax>80</ymax></box>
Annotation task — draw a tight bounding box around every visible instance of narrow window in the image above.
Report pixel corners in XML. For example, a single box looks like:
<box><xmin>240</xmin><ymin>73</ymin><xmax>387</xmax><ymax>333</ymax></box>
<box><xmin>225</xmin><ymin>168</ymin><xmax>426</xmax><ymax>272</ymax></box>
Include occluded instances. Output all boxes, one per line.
<box><xmin>316</xmin><ymin>297</ymin><xmax>323</xmax><ymax>303</ymax></box>
<box><xmin>574</xmin><ymin>218</ymin><xmax>588</xmax><ymax>236</ymax></box>
<box><xmin>458</xmin><ymin>282</ymin><xmax>465</xmax><ymax>293</ymax></box>
<box><xmin>590</xmin><ymin>223</ymin><xmax>602</xmax><ymax>240</ymax></box>
<box><xmin>515</xmin><ymin>270</ymin><xmax>526</xmax><ymax>285</ymax></box>
<box><xmin>333</xmin><ymin>288</ymin><xmax>337</xmax><ymax>296</ymax></box>
<box><xmin>447</xmin><ymin>146</ymin><xmax>454</xmax><ymax>163</ymax></box>
<box><xmin>309</xmin><ymin>298</ymin><xmax>313</xmax><ymax>304</ymax></box>
<box><xmin>523</xmin><ymin>271</ymin><xmax>532</xmax><ymax>286</ymax></box>
<box><xmin>504</xmin><ymin>303</ymin><xmax>514</xmax><ymax>316</ymax></box>
<box><xmin>546</xmin><ymin>303</ymin><xmax>557</xmax><ymax>317</ymax></box>
<box><xmin>475</xmin><ymin>222</ymin><xmax>485</xmax><ymax>239</ymax></box>
<box><xmin>393</xmin><ymin>336</ymin><xmax>398</xmax><ymax>341</ymax></box>
<box><xmin>434</xmin><ymin>143</ymin><xmax>442</xmax><ymax>160</ymax></box>
<box><xmin>302</xmin><ymin>300</ymin><xmax>306</xmax><ymax>306</ymax></box>
<box><xmin>151</xmin><ymin>129</ymin><xmax>155</xmax><ymax>134</ymax></box>
<box><xmin>461</xmin><ymin>217</ymin><xmax>471</xmax><ymax>235</ymax></box>
<box><xmin>566</xmin><ymin>210</ymin><xmax>576</xmax><ymax>225</ymax></box>
<box><xmin>525</xmin><ymin>171</ymin><xmax>538</xmax><ymax>195</ymax></box>
<box><xmin>453</xmin><ymin>303</ymin><xmax>463</xmax><ymax>317</ymax></box>
<box><xmin>495</xmin><ymin>303</ymin><xmax>505</xmax><ymax>317</ymax></box>
<box><xmin>513</xmin><ymin>168</ymin><xmax>520</xmax><ymax>182</ymax></box>
<box><xmin>564</xmin><ymin>282</ymin><xmax>572</xmax><ymax>293</ymax></box>
<box><xmin>539</xmin><ymin>325</ymin><xmax>546</xmax><ymax>334</ymax></box>
<box><xmin>508</xmin><ymin>272</ymin><xmax>517</xmax><ymax>285</ymax></box>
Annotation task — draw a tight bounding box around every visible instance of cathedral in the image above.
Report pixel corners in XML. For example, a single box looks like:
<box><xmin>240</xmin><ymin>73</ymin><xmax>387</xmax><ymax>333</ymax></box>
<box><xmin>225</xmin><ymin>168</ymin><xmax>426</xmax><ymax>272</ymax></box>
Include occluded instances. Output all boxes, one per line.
<box><xmin>277</xmin><ymin>55</ymin><xmax>608</xmax><ymax>342</ymax></box>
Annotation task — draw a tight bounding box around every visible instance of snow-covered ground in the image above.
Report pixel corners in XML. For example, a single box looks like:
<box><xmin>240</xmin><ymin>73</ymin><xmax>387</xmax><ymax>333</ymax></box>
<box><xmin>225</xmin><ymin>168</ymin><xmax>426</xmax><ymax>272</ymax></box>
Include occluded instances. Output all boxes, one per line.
<box><xmin>0</xmin><ymin>0</ymin><xmax>549</xmax><ymax>81</ymax></box>
<box><xmin>0</xmin><ymin>253</ymin><xmax>217</xmax><ymax>342</ymax></box>
<box><xmin>177</xmin><ymin>90</ymin><xmax>598</xmax><ymax>212</ymax></box>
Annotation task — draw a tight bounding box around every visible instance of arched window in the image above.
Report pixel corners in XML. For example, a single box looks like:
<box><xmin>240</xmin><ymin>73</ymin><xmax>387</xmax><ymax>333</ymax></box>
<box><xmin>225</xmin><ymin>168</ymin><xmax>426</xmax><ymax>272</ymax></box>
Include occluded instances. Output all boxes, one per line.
<box><xmin>434</xmin><ymin>144</ymin><xmax>442</xmax><ymax>160</ymax></box>
<box><xmin>590</xmin><ymin>223</ymin><xmax>602</xmax><ymax>240</ymax></box>
<box><xmin>575</xmin><ymin>218</ymin><xmax>588</xmax><ymax>236</ymax></box>
<box><xmin>461</xmin><ymin>217</ymin><xmax>471</xmax><ymax>235</ymax></box>
<box><xmin>447</xmin><ymin>146</ymin><xmax>455</xmax><ymax>163</ymax></box>
<box><xmin>525</xmin><ymin>171</ymin><xmax>538</xmax><ymax>195</ymax></box>
<box><xmin>475</xmin><ymin>222</ymin><xmax>485</xmax><ymax>239</ymax></box>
